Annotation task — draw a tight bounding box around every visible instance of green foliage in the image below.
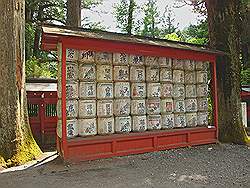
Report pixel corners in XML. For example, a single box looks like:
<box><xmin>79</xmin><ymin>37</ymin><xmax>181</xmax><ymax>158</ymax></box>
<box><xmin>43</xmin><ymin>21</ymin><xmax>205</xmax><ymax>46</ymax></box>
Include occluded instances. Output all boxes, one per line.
<box><xmin>241</xmin><ymin>68</ymin><xmax>250</xmax><ymax>84</ymax></box>
<box><xmin>163</xmin><ymin>33</ymin><xmax>181</xmax><ymax>41</ymax></box>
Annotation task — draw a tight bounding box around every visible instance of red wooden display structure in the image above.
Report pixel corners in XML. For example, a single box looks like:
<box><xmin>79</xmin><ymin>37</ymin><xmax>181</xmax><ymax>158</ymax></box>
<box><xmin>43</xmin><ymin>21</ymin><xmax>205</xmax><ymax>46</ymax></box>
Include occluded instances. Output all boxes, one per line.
<box><xmin>42</xmin><ymin>25</ymin><xmax>221</xmax><ymax>162</ymax></box>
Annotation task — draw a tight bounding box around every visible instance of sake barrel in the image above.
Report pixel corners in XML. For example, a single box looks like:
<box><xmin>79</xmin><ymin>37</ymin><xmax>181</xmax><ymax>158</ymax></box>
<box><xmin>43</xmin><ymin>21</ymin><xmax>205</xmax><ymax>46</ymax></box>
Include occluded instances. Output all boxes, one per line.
<box><xmin>197</xmin><ymin>98</ymin><xmax>208</xmax><ymax>112</ymax></box>
<box><xmin>131</xmin><ymin>99</ymin><xmax>146</xmax><ymax>115</ymax></box>
<box><xmin>97</xmin><ymin>117</ymin><xmax>115</xmax><ymax>135</ymax></box>
<box><xmin>66</xmin><ymin>48</ymin><xmax>78</xmax><ymax>62</ymax></box>
<box><xmin>113</xmin><ymin>53</ymin><xmax>129</xmax><ymax>65</ymax></box>
<box><xmin>184</xmin><ymin>72</ymin><xmax>196</xmax><ymax>84</ymax></box>
<box><xmin>114</xmin><ymin>82</ymin><xmax>130</xmax><ymax>98</ymax></box>
<box><xmin>57</xmin><ymin>120</ymin><xmax>62</xmax><ymax>138</ymax></box>
<box><xmin>161</xmin><ymin>98</ymin><xmax>174</xmax><ymax>113</ymax></box>
<box><xmin>78</xmin><ymin>50</ymin><xmax>95</xmax><ymax>63</ymax></box>
<box><xmin>79</xmin><ymin>82</ymin><xmax>96</xmax><ymax>99</ymax></box>
<box><xmin>173</xmin><ymin>70</ymin><xmax>184</xmax><ymax>84</ymax></box>
<box><xmin>184</xmin><ymin>60</ymin><xmax>195</xmax><ymax>71</ymax></box>
<box><xmin>97</xmin><ymin>100</ymin><xmax>113</xmax><ymax>117</ymax></box>
<box><xmin>162</xmin><ymin>114</ymin><xmax>174</xmax><ymax>129</ymax></box>
<box><xmin>96</xmin><ymin>65</ymin><xmax>113</xmax><ymax>82</ymax></box>
<box><xmin>147</xmin><ymin>99</ymin><xmax>161</xmax><ymax>114</ymax></box>
<box><xmin>197</xmin><ymin>84</ymin><xmax>209</xmax><ymax>97</ymax></box>
<box><xmin>146</xmin><ymin>66</ymin><xmax>160</xmax><ymax>82</ymax></box>
<box><xmin>130</xmin><ymin>66</ymin><xmax>145</xmax><ymax>82</ymax></box>
<box><xmin>195</xmin><ymin>61</ymin><xmax>209</xmax><ymax>70</ymax></box>
<box><xmin>159</xmin><ymin>57</ymin><xmax>172</xmax><ymax>68</ymax></box>
<box><xmin>174</xmin><ymin>99</ymin><xmax>186</xmax><ymax>113</ymax></box>
<box><xmin>197</xmin><ymin>112</ymin><xmax>208</xmax><ymax>126</ymax></box>
<box><xmin>145</xmin><ymin>56</ymin><xmax>158</xmax><ymax>66</ymax></box>
<box><xmin>186</xmin><ymin>113</ymin><xmax>198</xmax><ymax>127</ymax></box>
<box><xmin>114</xmin><ymin>99</ymin><xmax>130</xmax><ymax>116</ymax></box>
<box><xmin>173</xmin><ymin>84</ymin><xmax>185</xmax><ymax>99</ymax></box>
<box><xmin>114</xmin><ymin>66</ymin><xmax>129</xmax><ymax>81</ymax></box>
<box><xmin>196</xmin><ymin>71</ymin><xmax>208</xmax><ymax>84</ymax></box>
<box><xmin>161</xmin><ymin>83</ymin><xmax>173</xmax><ymax>98</ymax></box>
<box><xmin>185</xmin><ymin>98</ymin><xmax>198</xmax><ymax>112</ymax></box>
<box><xmin>78</xmin><ymin>64</ymin><xmax>96</xmax><ymax>81</ymax></box>
<box><xmin>174</xmin><ymin>114</ymin><xmax>186</xmax><ymax>128</ymax></box>
<box><xmin>57</xmin><ymin>99</ymin><xmax>78</xmax><ymax>119</ymax></box>
<box><xmin>147</xmin><ymin>83</ymin><xmax>161</xmax><ymax>98</ymax></box>
<box><xmin>66</xmin><ymin>62</ymin><xmax>78</xmax><ymax>80</ymax></box>
<box><xmin>160</xmin><ymin>68</ymin><xmax>172</xmax><ymax>82</ymax></box>
<box><xmin>131</xmin><ymin>82</ymin><xmax>146</xmax><ymax>98</ymax></box>
<box><xmin>173</xmin><ymin>59</ymin><xmax>184</xmax><ymax>70</ymax></box>
<box><xmin>129</xmin><ymin>55</ymin><xmax>144</xmax><ymax>65</ymax></box>
<box><xmin>132</xmin><ymin>115</ymin><xmax>147</xmax><ymax>132</ymax></box>
<box><xmin>57</xmin><ymin>119</ymin><xmax>78</xmax><ymax>138</ymax></box>
<box><xmin>115</xmin><ymin>116</ymin><xmax>132</xmax><ymax>133</ymax></box>
<box><xmin>97</xmin><ymin>83</ymin><xmax>113</xmax><ymax>99</ymax></box>
<box><xmin>78</xmin><ymin>99</ymin><xmax>96</xmax><ymax>118</ymax></box>
<box><xmin>78</xmin><ymin>118</ymin><xmax>97</xmax><ymax>136</ymax></box>
<box><xmin>58</xmin><ymin>81</ymin><xmax>78</xmax><ymax>99</ymax></box>
<box><xmin>185</xmin><ymin>84</ymin><xmax>197</xmax><ymax>98</ymax></box>
<box><xmin>95</xmin><ymin>52</ymin><xmax>112</xmax><ymax>64</ymax></box>
<box><xmin>147</xmin><ymin>115</ymin><xmax>161</xmax><ymax>130</ymax></box>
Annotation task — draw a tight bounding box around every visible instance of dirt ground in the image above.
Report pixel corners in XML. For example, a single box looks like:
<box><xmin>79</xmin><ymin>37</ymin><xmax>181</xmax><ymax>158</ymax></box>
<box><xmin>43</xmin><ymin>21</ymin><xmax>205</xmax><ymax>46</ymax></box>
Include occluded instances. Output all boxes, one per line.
<box><xmin>0</xmin><ymin>144</ymin><xmax>249</xmax><ymax>188</ymax></box>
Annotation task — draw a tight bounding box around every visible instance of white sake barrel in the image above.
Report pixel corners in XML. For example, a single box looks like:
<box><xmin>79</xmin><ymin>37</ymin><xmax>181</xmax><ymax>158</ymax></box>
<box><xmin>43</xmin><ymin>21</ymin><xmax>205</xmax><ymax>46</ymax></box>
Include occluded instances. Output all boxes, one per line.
<box><xmin>132</xmin><ymin>115</ymin><xmax>147</xmax><ymax>132</ymax></box>
<box><xmin>78</xmin><ymin>99</ymin><xmax>96</xmax><ymax>118</ymax></box>
<box><xmin>78</xmin><ymin>118</ymin><xmax>97</xmax><ymax>136</ymax></box>
<box><xmin>174</xmin><ymin>99</ymin><xmax>186</xmax><ymax>113</ymax></box>
<box><xmin>130</xmin><ymin>66</ymin><xmax>145</xmax><ymax>82</ymax></box>
<box><xmin>184</xmin><ymin>72</ymin><xmax>196</xmax><ymax>84</ymax></box>
<box><xmin>162</xmin><ymin>114</ymin><xmax>174</xmax><ymax>129</ymax></box>
<box><xmin>173</xmin><ymin>70</ymin><xmax>185</xmax><ymax>83</ymax></box>
<box><xmin>147</xmin><ymin>99</ymin><xmax>161</xmax><ymax>114</ymax></box>
<box><xmin>57</xmin><ymin>99</ymin><xmax>78</xmax><ymax>119</ymax></box>
<box><xmin>147</xmin><ymin>83</ymin><xmax>161</xmax><ymax>98</ymax></box>
<box><xmin>196</xmin><ymin>61</ymin><xmax>209</xmax><ymax>70</ymax></box>
<box><xmin>131</xmin><ymin>83</ymin><xmax>146</xmax><ymax>98</ymax></box>
<box><xmin>197</xmin><ymin>112</ymin><xmax>208</xmax><ymax>126</ymax></box>
<box><xmin>66</xmin><ymin>62</ymin><xmax>78</xmax><ymax>80</ymax></box>
<box><xmin>97</xmin><ymin>83</ymin><xmax>113</xmax><ymax>99</ymax></box>
<box><xmin>174</xmin><ymin>114</ymin><xmax>186</xmax><ymax>128</ymax></box>
<box><xmin>186</xmin><ymin>113</ymin><xmax>198</xmax><ymax>127</ymax></box>
<box><xmin>114</xmin><ymin>82</ymin><xmax>130</xmax><ymax>98</ymax></box>
<box><xmin>159</xmin><ymin>57</ymin><xmax>172</xmax><ymax>68</ymax></box>
<box><xmin>173</xmin><ymin>59</ymin><xmax>184</xmax><ymax>70</ymax></box>
<box><xmin>161</xmin><ymin>83</ymin><xmax>173</xmax><ymax>98</ymax></box>
<box><xmin>173</xmin><ymin>84</ymin><xmax>185</xmax><ymax>99</ymax></box>
<box><xmin>145</xmin><ymin>56</ymin><xmax>158</xmax><ymax>66</ymax></box>
<box><xmin>160</xmin><ymin>68</ymin><xmax>172</xmax><ymax>82</ymax></box>
<box><xmin>57</xmin><ymin>119</ymin><xmax>78</xmax><ymax>138</ymax></box>
<box><xmin>97</xmin><ymin>100</ymin><xmax>113</xmax><ymax>117</ymax></box>
<box><xmin>146</xmin><ymin>66</ymin><xmax>160</xmax><ymax>82</ymax></box>
<box><xmin>66</xmin><ymin>48</ymin><xmax>78</xmax><ymax>62</ymax></box>
<box><xmin>196</xmin><ymin>71</ymin><xmax>208</xmax><ymax>84</ymax></box>
<box><xmin>78</xmin><ymin>50</ymin><xmax>95</xmax><ymax>63</ymax></box>
<box><xmin>197</xmin><ymin>98</ymin><xmax>208</xmax><ymax>112</ymax></box>
<box><xmin>113</xmin><ymin>53</ymin><xmax>129</xmax><ymax>65</ymax></box>
<box><xmin>96</xmin><ymin>65</ymin><xmax>113</xmax><ymax>82</ymax></box>
<box><xmin>115</xmin><ymin>116</ymin><xmax>132</xmax><ymax>133</ymax></box>
<box><xmin>197</xmin><ymin>84</ymin><xmax>209</xmax><ymax>97</ymax></box>
<box><xmin>184</xmin><ymin>60</ymin><xmax>195</xmax><ymax>71</ymax></box>
<box><xmin>114</xmin><ymin>99</ymin><xmax>130</xmax><ymax>116</ymax></box>
<box><xmin>161</xmin><ymin>98</ymin><xmax>174</xmax><ymax>113</ymax></box>
<box><xmin>95</xmin><ymin>52</ymin><xmax>112</xmax><ymax>64</ymax></box>
<box><xmin>147</xmin><ymin>115</ymin><xmax>161</xmax><ymax>130</ymax></box>
<box><xmin>58</xmin><ymin>81</ymin><xmax>78</xmax><ymax>99</ymax></box>
<box><xmin>114</xmin><ymin>66</ymin><xmax>129</xmax><ymax>81</ymax></box>
<box><xmin>79</xmin><ymin>64</ymin><xmax>96</xmax><ymax>81</ymax></box>
<box><xmin>185</xmin><ymin>98</ymin><xmax>198</xmax><ymax>112</ymax></box>
<box><xmin>131</xmin><ymin>99</ymin><xmax>146</xmax><ymax>115</ymax></box>
<box><xmin>79</xmin><ymin>82</ymin><xmax>96</xmax><ymax>99</ymax></box>
<box><xmin>97</xmin><ymin>117</ymin><xmax>114</xmax><ymax>135</ymax></box>
<box><xmin>129</xmin><ymin>55</ymin><xmax>144</xmax><ymax>65</ymax></box>
<box><xmin>185</xmin><ymin>85</ymin><xmax>197</xmax><ymax>98</ymax></box>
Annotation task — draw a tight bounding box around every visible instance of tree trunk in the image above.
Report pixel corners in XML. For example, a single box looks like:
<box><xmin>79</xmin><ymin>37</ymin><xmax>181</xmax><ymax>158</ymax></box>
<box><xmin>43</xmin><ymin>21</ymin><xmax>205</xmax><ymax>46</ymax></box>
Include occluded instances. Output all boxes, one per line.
<box><xmin>66</xmin><ymin>0</ymin><xmax>81</xmax><ymax>27</ymax></box>
<box><xmin>127</xmin><ymin>0</ymin><xmax>135</xmax><ymax>35</ymax></box>
<box><xmin>0</xmin><ymin>0</ymin><xmax>41</xmax><ymax>167</ymax></box>
<box><xmin>205</xmin><ymin>0</ymin><xmax>248</xmax><ymax>143</ymax></box>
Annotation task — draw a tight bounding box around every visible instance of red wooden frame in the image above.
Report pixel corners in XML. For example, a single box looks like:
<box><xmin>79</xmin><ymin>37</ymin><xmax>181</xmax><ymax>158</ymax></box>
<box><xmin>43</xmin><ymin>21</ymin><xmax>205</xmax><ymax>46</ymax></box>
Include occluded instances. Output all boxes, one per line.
<box><xmin>55</xmin><ymin>35</ymin><xmax>219</xmax><ymax>162</ymax></box>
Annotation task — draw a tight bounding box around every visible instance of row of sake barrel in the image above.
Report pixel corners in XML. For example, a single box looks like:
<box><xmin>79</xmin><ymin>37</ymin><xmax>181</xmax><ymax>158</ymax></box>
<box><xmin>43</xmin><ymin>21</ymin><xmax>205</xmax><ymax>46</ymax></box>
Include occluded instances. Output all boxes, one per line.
<box><xmin>60</xmin><ymin>62</ymin><xmax>208</xmax><ymax>84</ymax></box>
<box><xmin>57</xmin><ymin>112</ymin><xmax>208</xmax><ymax>138</ymax></box>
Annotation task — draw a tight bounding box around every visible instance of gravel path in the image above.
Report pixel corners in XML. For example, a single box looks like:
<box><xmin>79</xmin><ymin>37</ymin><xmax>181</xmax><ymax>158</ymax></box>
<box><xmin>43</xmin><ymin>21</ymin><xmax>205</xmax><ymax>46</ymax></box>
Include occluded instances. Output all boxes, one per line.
<box><xmin>0</xmin><ymin>144</ymin><xmax>249</xmax><ymax>188</ymax></box>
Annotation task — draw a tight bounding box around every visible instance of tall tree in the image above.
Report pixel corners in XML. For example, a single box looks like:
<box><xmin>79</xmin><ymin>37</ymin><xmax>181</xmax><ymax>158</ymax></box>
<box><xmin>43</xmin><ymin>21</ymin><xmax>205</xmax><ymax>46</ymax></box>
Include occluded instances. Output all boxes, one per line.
<box><xmin>66</xmin><ymin>0</ymin><xmax>81</xmax><ymax>27</ymax></box>
<box><xmin>0</xmin><ymin>0</ymin><xmax>41</xmax><ymax>167</ymax></box>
